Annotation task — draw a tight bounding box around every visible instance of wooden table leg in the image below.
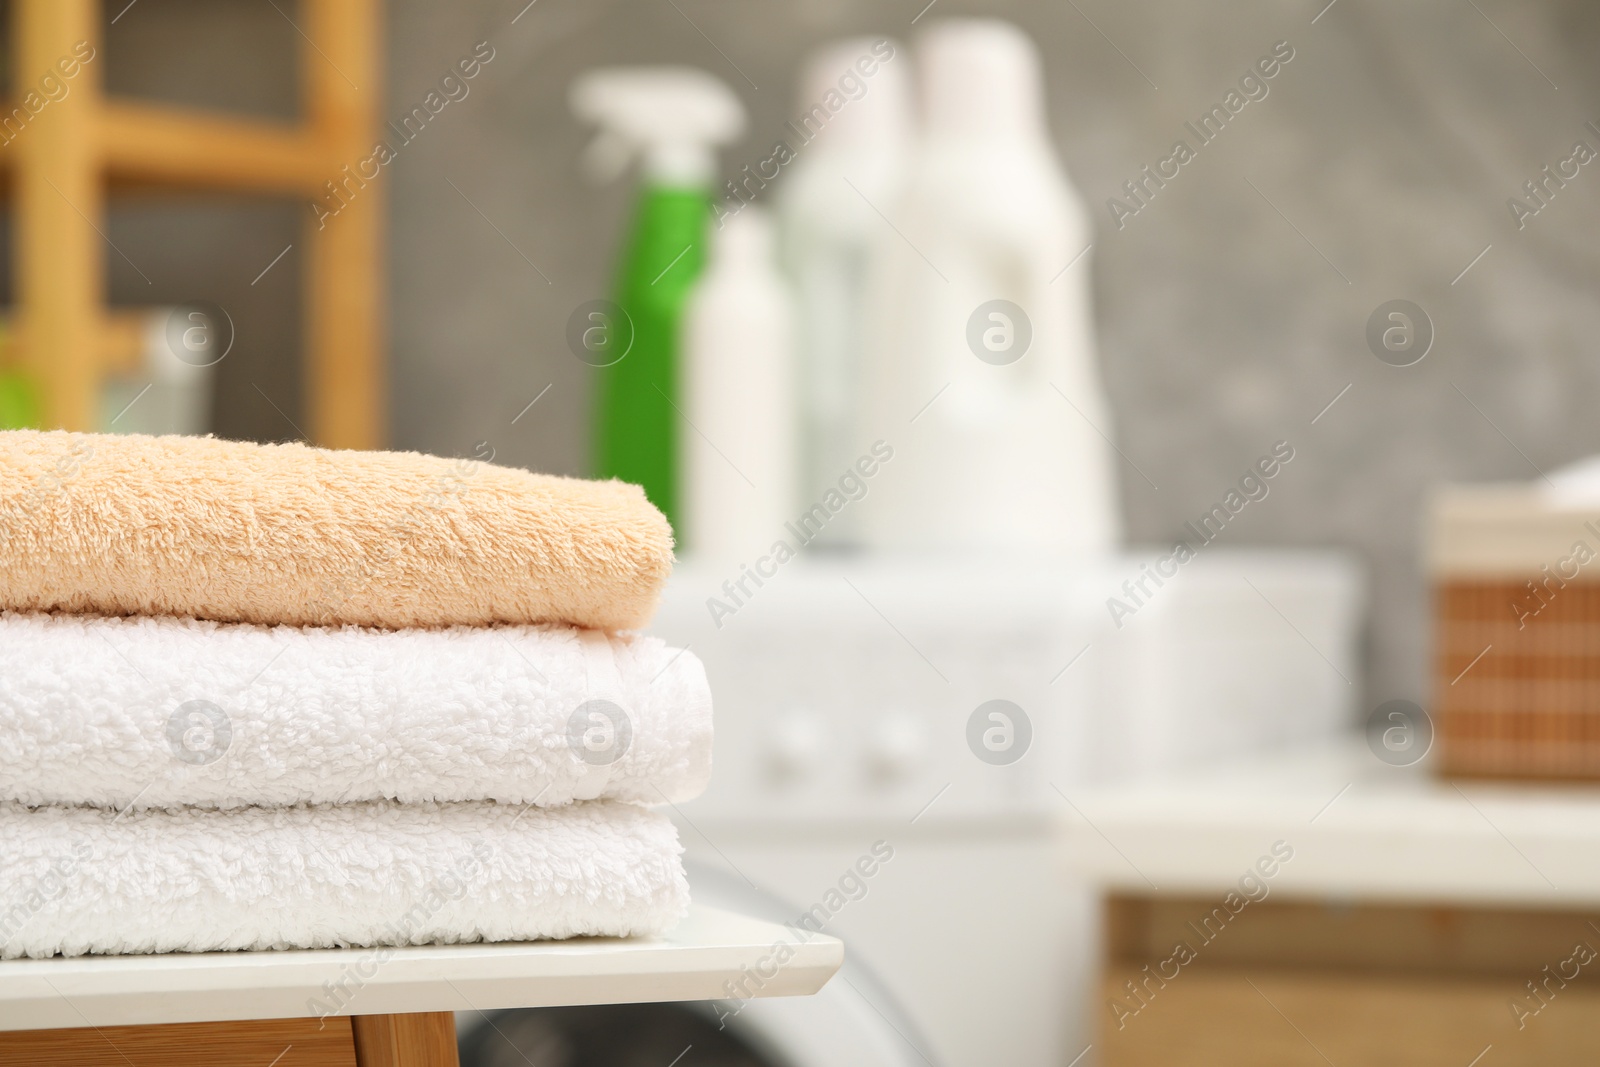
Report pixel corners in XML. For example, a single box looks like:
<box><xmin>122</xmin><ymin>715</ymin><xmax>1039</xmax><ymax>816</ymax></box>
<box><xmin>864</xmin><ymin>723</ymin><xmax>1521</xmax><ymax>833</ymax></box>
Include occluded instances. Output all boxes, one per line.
<box><xmin>351</xmin><ymin>1012</ymin><xmax>458</xmax><ymax>1067</ymax></box>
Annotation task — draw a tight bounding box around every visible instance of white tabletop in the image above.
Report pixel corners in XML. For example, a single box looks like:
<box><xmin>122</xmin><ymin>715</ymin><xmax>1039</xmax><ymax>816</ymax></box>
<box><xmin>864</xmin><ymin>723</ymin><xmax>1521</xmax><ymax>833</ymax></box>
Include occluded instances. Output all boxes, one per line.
<box><xmin>0</xmin><ymin>904</ymin><xmax>842</xmax><ymax>1031</ymax></box>
<box><xmin>1067</xmin><ymin>736</ymin><xmax>1600</xmax><ymax>909</ymax></box>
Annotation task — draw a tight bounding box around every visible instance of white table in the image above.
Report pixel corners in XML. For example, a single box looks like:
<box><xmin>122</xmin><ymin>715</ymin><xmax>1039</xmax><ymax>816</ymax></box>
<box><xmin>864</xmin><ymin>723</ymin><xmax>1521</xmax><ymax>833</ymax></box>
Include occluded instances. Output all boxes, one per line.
<box><xmin>0</xmin><ymin>904</ymin><xmax>841</xmax><ymax>1065</ymax></box>
<box><xmin>1068</xmin><ymin>737</ymin><xmax>1600</xmax><ymax>907</ymax></box>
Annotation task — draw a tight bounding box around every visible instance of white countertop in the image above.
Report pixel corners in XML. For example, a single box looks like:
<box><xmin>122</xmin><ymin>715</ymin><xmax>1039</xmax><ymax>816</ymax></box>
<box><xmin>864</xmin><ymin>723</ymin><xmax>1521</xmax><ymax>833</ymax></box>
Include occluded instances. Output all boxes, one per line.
<box><xmin>0</xmin><ymin>904</ymin><xmax>841</xmax><ymax>1031</ymax></box>
<box><xmin>1067</xmin><ymin>737</ymin><xmax>1600</xmax><ymax>908</ymax></box>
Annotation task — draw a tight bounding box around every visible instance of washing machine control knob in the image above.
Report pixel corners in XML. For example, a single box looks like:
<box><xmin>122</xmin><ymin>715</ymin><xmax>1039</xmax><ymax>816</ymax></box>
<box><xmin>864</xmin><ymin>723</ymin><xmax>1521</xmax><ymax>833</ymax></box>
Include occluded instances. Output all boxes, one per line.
<box><xmin>866</xmin><ymin>713</ymin><xmax>926</xmax><ymax>783</ymax></box>
<box><xmin>766</xmin><ymin>712</ymin><xmax>826</xmax><ymax>781</ymax></box>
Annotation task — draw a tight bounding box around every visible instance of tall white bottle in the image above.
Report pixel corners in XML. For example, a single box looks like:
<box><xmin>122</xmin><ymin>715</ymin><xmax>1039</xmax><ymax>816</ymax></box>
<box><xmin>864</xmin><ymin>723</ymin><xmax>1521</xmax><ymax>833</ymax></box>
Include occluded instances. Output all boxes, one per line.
<box><xmin>100</xmin><ymin>305</ymin><xmax>221</xmax><ymax>436</ymax></box>
<box><xmin>777</xmin><ymin>37</ymin><xmax>909</xmax><ymax>548</ymax></box>
<box><xmin>858</xmin><ymin>19</ymin><xmax>1121</xmax><ymax>556</ymax></box>
<box><xmin>681</xmin><ymin>207</ymin><xmax>797</xmax><ymax>561</ymax></box>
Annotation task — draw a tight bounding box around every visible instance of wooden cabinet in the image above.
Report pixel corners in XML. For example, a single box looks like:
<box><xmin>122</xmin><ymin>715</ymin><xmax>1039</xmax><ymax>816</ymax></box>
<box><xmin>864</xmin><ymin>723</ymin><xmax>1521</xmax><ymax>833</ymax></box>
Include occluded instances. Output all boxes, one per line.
<box><xmin>1100</xmin><ymin>895</ymin><xmax>1600</xmax><ymax>1066</ymax></box>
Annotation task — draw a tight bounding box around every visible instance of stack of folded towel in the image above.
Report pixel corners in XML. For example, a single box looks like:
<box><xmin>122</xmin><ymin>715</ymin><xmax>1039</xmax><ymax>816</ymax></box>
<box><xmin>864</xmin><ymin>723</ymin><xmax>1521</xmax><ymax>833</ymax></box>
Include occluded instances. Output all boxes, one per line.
<box><xmin>0</xmin><ymin>430</ymin><xmax>712</xmax><ymax>959</ymax></box>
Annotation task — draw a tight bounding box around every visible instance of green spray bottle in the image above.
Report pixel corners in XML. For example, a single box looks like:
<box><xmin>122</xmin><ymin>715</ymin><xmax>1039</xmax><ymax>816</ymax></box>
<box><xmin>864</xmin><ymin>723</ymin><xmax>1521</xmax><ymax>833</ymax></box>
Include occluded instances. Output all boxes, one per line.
<box><xmin>0</xmin><ymin>316</ymin><xmax>40</xmax><ymax>429</ymax></box>
<box><xmin>570</xmin><ymin>68</ymin><xmax>745</xmax><ymax>531</ymax></box>
<box><xmin>0</xmin><ymin>372</ymin><xmax>39</xmax><ymax>430</ymax></box>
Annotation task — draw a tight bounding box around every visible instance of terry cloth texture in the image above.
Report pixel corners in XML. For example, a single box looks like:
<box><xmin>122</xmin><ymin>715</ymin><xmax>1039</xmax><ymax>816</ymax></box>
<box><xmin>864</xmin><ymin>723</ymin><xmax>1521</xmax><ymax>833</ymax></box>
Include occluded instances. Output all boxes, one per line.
<box><xmin>0</xmin><ymin>612</ymin><xmax>712</xmax><ymax>811</ymax></box>
<box><xmin>0</xmin><ymin>799</ymin><xmax>689</xmax><ymax>959</ymax></box>
<box><xmin>0</xmin><ymin>430</ymin><xmax>673</xmax><ymax>632</ymax></box>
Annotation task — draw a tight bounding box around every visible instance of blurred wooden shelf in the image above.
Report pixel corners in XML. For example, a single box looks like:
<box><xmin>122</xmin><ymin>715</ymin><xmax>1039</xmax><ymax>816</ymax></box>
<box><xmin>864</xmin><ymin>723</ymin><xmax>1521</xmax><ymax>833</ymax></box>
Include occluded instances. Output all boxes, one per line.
<box><xmin>0</xmin><ymin>101</ymin><xmax>333</xmax><ymax>194</ymax></box>
<box><xmin>1</xmin><ymin>0</ymin><xmax>384</xmax><ymax>448</ymax></box>
<box><xmin>99</xmin><ymin>100</ymin><xmax>331</xmax><ymax>194</ymax></box>
<box><xmin>0</xmin><ymin>308</ymin><xmax>165</xmax><ymax>377</ymax></box>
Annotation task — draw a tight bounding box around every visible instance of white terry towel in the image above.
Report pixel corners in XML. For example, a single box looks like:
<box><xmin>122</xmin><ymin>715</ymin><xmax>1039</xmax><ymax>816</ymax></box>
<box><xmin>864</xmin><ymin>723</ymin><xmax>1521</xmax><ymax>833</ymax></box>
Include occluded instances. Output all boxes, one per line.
<box><xmin>0</xmin><ymin>612</ymin><xmax>711</xmax><ymax>811</ymax></box>
<box><xmin>0</xmin><ymin>798</ymin><xmax>688</xmax><ymax>959</ymax></box>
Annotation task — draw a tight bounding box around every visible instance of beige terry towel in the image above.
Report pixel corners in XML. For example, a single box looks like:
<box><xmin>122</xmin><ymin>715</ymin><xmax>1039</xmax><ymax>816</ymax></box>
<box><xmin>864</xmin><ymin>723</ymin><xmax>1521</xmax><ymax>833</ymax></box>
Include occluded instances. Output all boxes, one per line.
<box><xmin>0</xmin><ymin>430</ymin><xmax>673</xmax><ymax>631</ymax></box>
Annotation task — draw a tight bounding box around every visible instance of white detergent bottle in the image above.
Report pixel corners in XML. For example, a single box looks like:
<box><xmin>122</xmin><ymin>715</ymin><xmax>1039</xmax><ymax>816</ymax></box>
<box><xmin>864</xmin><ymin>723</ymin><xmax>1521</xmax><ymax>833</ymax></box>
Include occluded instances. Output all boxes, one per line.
<box><xmin>99</xmin><ymin>305</ymin><xmax>221</xmax><ymax>436</ymax></box>
<box><xmin>858</xmin><ymin>18</ymin><xmax>1121</xmax><ymax>556</ymax></box>
<box><xmin>777</xmin><ymin>36</ymin><xmax>910</xmax><ymax>549</ymax></box>
<box><xmin>681</xmin><ymin>206</ymin><xmax>797</xmax><ymax>562</ymax></box>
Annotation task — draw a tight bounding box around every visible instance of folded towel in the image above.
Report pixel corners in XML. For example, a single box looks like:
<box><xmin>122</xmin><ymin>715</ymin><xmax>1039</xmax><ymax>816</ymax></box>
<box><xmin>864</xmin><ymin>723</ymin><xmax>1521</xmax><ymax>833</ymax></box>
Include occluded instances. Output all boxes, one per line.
<box><xmin>0</xmin><ymin>799</ymin><xmax>687</xmax><ymax>958</ymax></box>
<box><xmin>0</xmin><ymin>430</ymin><xmax>673</xmax><ymax>632</ymax></box>
<box><xmin>0</xmin><ymin>611</ymin><xmax>712</xmax><ymax>811</ymax></box>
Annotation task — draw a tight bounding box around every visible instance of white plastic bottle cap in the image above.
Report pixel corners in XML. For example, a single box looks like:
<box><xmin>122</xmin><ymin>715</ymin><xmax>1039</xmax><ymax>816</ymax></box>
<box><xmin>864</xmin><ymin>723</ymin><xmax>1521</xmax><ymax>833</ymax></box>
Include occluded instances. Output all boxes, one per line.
<box><xmin>916</xmin><ymin>19</ymin><xmax>1046</xmax><ymax>140</ymax></box>
<box><xmin>793</xmin><ymin>38</ymin><xmax>910</xmax><ymax>151</ymax></box>
<box><xmin>712</xmin><ymin>203</ymin><xmax>775</xmax><ymax>265</ymax></box>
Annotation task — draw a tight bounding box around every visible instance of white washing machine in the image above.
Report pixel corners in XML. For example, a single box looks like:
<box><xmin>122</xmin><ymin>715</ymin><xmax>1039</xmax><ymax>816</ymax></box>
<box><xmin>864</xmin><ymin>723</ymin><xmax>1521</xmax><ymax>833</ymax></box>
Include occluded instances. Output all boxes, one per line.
<box><xmin>658</xmin><ymin>558</ymin><xmax>1108</xmax><ymax>1067</ymax></box>
<box><xmin>458</xmin><ymin>552</ymin><xmax>1362</xmax><ymax>1067</ymax></box>
<box><xmin>456</xmin><ymin>858</ymin><xmax>927</xmax><ymax>1067</ymax></box>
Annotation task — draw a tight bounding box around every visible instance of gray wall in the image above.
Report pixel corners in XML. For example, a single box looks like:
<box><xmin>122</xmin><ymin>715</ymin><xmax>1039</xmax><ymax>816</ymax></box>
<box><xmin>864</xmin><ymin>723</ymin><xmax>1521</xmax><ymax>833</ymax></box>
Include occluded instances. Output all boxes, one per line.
<box><xmin>95</xmin><ymin>0</ymin><xmax>1600</xmax><ymax>708</ymax></box>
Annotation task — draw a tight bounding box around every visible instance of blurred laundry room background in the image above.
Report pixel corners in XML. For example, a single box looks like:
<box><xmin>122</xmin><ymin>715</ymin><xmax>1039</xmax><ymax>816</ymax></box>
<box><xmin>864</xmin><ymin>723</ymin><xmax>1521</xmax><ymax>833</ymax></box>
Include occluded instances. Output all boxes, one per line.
<box><xmin>35</xmin><ymin>0</ymin><xmax>1598</xmax><ymax>707</ymax></box>
<box><xmin>7</xmin><ymin>3</ymin><xmax>1600</xmax><ymax>1066</ymax></box>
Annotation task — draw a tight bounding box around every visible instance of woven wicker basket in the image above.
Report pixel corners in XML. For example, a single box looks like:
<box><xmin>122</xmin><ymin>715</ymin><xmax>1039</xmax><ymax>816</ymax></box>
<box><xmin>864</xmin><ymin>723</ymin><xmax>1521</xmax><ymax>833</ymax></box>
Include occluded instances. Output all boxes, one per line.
<box><xmin>1431</xmin><ymin>485</ymin><xmax>1600</xmax><ymax>779</ymax></box>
